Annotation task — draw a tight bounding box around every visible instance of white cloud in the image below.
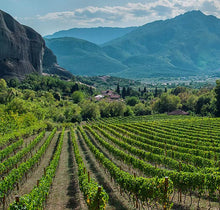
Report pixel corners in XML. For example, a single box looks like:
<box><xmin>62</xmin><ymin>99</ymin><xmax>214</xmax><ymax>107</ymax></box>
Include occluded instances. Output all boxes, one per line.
<box><xmin>17</xmin><ymin>1</ymin><xmax>220</xmax><ymax>35</ymax></box>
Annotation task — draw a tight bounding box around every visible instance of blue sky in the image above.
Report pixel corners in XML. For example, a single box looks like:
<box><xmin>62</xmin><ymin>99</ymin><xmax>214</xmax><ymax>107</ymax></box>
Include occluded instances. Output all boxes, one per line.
<box><xmin>1</xmin><ymin>0</ymin><xmax>220</xmax><ymax>35</ymax></box>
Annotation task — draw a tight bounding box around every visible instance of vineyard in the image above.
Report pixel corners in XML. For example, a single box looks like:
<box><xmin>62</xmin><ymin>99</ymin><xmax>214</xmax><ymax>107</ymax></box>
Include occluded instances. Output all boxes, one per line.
<box><xmin>1</xmin><ymin>115</ymin><xmax>220</xmax><ymax>209</ymax></box>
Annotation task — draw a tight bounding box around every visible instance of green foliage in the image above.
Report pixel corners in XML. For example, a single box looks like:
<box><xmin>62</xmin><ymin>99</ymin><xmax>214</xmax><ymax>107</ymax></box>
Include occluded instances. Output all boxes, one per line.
<box><xmin>80</xmin><ymin>126</ymin><xmax>173</xmax><ymax>207</ymax></box>
<box><xmin>153</xmin><ymin>93</ymin><xmax>182</xmax><ymax>113</ymax></box>
<box><xmin>107</xmin><ymin>101</ymin><xmax>126</xmax><ymax>117</ymax></box>
<box><xmin>124</xmin><ymin>106</ymin><xmax>134</xmax><ymax>116</ymax></box>
<box><xmin>196</xmin><ymin>93</ymin><xmax>216</xmax><ymax>116</ymax></box>
<box><xmin>72</xmin><ymin>91</ymin><xmax>85</xmax><ymax>103</ymax></box>
<box><xmin>81</xmin><ymin>101</ymin><xmax>100</xmax><ymax>120</ymax></box>
<box><xmin>64</xmin><ymin>103</ymin><xmax>82</xmax><ymax>122</ymax></box>
<box><xmin>171</xmin><ymin>86</ymin><xmax>187</xmax><ymax>96</ymax></box>
<box><xmin>9</xmin><ymin>128</ymin><xmax>64</xmax><ymax>210</ymax></box>
<box><xmin>71</xmin><ymin>128</ymin><xmax>109</xmax><ymax>209</ymax></box>
<box><xmin>125</xmin><ymin>96</ymin><xmax>139</xmax><ymax>106</ymax></box>
<box><xmin>142</xmin><ymin>91</ymin><xmax>154</xmax><ymax>101</ymax></box>
<box><xmin>18</xmin><ymin>73</ymin><xmax>92</xmax><ymax>97</ymax></box>
<box><xmin>0</xmin><ymin>78</ymin><xmax>7</xmax><ymax>90</ymax></box>
<box><xmin>0</xmin><ymin>128</ymin><xmax>56</xmax><ymax>200</ymax></box>
<box><xmin>133</xmin><ymin>103</ymin><xmax>152</xmax><ymax>116</ymax></box>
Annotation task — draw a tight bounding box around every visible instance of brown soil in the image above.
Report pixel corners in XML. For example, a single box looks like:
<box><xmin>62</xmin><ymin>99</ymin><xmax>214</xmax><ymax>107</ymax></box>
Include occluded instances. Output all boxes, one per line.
<box><xmin>77</xmin><ymin>129</ymin><xmax>136</xmax><ymax>210</ymax></box>
<box><xmin>45</xmin><ymin>131</ymin><xmax>86</xmax><ymax>210</ymax></box>
<box><xmin>1</xmin><ymin>131</ymin><xmax>51</xmax><ymax>178</ymax></box>
<box><xmin>87</xmin><ymin>127</ymin><xmax>149</xmax><ymax>177</ymax></box>
<box><xmin>88</xmin><ymin>128</ymin><xmax>220</xmax><ymax>210</ymax></box>
<box><xmin>4</xmin><ymin>131</ymin><xmax>60</xmax><ymax>209</ymax></box>
<box><xmin>0</xmin><ymin>133</ymin><xmax>37</xmax><ymax>163</ymax></box>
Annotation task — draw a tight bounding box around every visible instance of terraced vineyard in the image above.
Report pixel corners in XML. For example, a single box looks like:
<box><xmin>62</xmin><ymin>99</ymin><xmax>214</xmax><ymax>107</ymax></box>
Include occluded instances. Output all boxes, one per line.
<box><xmin>2</xmin><ymin>115</ymin><xmax>220</xmax><ymax>209</ymax></box>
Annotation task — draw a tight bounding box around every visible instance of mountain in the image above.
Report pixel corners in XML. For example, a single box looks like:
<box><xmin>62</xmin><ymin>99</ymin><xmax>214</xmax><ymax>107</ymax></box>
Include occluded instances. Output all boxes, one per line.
<box><xmin>0</xmin><ymin>10</ymin><xmax>72</xmax><ymax>80</ymax></box>
<box><xmin>45</xmin><ymin>27</ymin><xmax>137</xmax><ymax>45</ymax></box>
<box><xmin>45</xmin><ymin>37</ymin><xmax>127</xmax><ymax>76</ymax></box>
<box><xmin>45</xmin><ymin>10</ymin><xmax>220</xmax><ymax>79</ymax></box>
<box><xmin>103</xmin><ymin>10</ymin><xmax>220</xmax><ymax>78</ymax></box>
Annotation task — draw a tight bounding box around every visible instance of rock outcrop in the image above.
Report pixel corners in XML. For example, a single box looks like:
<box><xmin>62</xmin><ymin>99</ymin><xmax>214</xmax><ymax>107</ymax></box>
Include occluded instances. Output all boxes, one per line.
<box><xmin>42</xmin><ymin>47</ymin><xmax>73</xmax><ymax>78</ymax></box>
<box><xmin>0</xmin><ymin>10</ymin><xmax>72</xmax><ymax>80</ymax></box>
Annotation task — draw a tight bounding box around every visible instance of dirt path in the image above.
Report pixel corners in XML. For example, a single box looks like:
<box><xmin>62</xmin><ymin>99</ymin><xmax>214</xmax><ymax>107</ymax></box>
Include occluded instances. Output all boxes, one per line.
<box><xmin>77</xmin><ymin>130</ymin><xmax>135</xmax><ymax>210</ymax></box>
<box><xmin>45</xmin><ymin>131</ymin><xmax>86</xmax><ymax>210</ymax></box>
<box><xmin>5</xmin><ymin>131</ymin><xmax>60</xmax><ymax>208</ymax></box>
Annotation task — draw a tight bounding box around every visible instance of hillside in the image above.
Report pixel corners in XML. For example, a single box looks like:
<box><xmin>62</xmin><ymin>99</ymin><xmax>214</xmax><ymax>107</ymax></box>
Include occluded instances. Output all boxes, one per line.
<box><xmin>45</xmin><ymin>37</ymin><xmax>127</xmax><ymax>76</ymax></box>
<box><xmin>45</xmin><ymin>11</ymin><xmax>220</xmax><ymax>79</ymax></box>
<box><xmin>103</xmin><ymin>10</ymin><xmax>220</xmax><ymax>78</ymax></box>
<box><xmin>45</xmin><ymin>27</ymin><xmax>137</xmax><ymax>45</ymax></box>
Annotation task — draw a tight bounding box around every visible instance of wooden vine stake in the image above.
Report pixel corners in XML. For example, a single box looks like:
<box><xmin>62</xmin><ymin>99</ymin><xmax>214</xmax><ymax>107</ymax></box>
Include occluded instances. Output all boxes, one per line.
<box><xmin>3</xmin><ymin>194</ymin><xmax>5</xmax><ymax>210</ymax></box>
<box><xmin>15</xmin><ymin>195</ymin><xmax>20</xmax><ymax>204</ymax></box>
<box><xmin>44</xmin><ymin>168</ymin><xmax>46</xmax><ymax>176</ymax></box>
<box><xmin>37</xmin><ymin>180</ymin><xmax>40</xmax><ymax>187</ymax></box>
<box><xmin>97</xmin><ymin>186</ymin><xmax>102</xmax><ymax>209</ymax></box>
<box><xmin>179</xmin><ymin>161</ymin><xmax>182</xmax><ymax>203</ymax></box>
<box><xmin>164</xmin><ymin>177</ymin><xmax>169</xmax><ymax>210</ymax></box>
<box><xmin>88</xmin><ymin>171</ymin><xmax>90</xmax><ymax>183</ymax></box>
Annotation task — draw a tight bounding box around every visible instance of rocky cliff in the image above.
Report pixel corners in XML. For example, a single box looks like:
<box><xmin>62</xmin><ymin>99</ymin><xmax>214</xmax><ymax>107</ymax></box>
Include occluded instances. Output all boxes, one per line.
<box><xmin>0</xmin><ymin>10</ymin><xmax>72</xmax><ymax>80</ymax></box>
<box><xmin>42</xmin><ymin>47</ymin><xmax>73</xmax><ymax>78</ymax></box>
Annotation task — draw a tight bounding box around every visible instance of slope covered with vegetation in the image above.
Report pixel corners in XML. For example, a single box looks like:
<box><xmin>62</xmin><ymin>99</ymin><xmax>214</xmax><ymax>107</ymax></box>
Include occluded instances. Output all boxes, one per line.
<box><xmin>45</xmin><ymin>11</ymin><xmax>220</xmax><ymax>79</ymax></box>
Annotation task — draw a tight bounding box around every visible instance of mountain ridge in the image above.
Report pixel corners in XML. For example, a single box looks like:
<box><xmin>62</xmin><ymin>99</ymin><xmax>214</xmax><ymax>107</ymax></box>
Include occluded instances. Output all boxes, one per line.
<box><xmin>45</xmin><ymin>26</ymin><xmax>137</xmax><ymax>45</ymax></box>
<box><xmin>44</xmin><ymin>10</ymin><xmax>220</xmax><ymax>79</ymax></box>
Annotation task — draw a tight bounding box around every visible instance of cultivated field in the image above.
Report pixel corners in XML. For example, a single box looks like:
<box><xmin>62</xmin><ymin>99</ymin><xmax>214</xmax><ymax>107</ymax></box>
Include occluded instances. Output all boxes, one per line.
<box><xmin>1</xmin><ymin>115</ymin><xmax>220</xmax><ymax>209</ymax></box>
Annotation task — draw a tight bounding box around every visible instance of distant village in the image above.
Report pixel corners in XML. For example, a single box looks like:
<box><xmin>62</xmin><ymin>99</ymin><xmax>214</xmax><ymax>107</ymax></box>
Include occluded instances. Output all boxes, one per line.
<box><xmin>95</xmin><ymin>90</ymin><xmax>120</xmax><ymax>101</ymax></box>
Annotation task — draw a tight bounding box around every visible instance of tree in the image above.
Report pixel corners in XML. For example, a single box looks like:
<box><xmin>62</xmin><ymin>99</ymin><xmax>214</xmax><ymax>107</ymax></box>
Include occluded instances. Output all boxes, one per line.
<box><xmin>8</xmin><ymin>78</ymin><xmax>19</xmax><ymax>88</ymax></box>
<box><xmin>116</xmin><ymin>84</ymin><xmax>120</xmax><ymax>95</ymax></box>
<box><xmin>152</xmin><ymin>93</ymin><xmax>181</xmax><ymax>113</ymax></box>
<box><xmin>64</xmin><ymin>104</ymin><xmax>82</xmax><ymax>122</ymax></box>
<box><xmin>98</xmin><ymin>100</ymin><xmax>110</xmax><ymax>118</ymax></box>
<box><xmin>125</xmin><ymin>96</ymin><xmax>139</xmax><ymax>106</ymax></box>
<box><xmin>72</xmin><ymin>91</ymin><xmax>85</xmax><ymax>103</ymax></box>
<box><xmin>126</xmin><ymin>87</ymin><xmax>131</xmax><ymax>96</ymax></box>
<box><xmin>0</xmin><ymin>79</ymin><xmax>7</xmax><ymax>90</ymax></box>
<box><xmin>154</xmin><ymin>87</ymin><xmax>158</xmax><ymax>97</ymax></box>
<box><xmin>71</xmin><ymin>83</ymin><xmax>79</xmax><ymax>92</ymax></box>
<box><xmin>143</xmin><ymin>92</ymin><xmax>154</xmax><ymax>101</ymax></box>
<box><xmin>172</xmin><ymin>86</ymin><xmax>187</xmax><ymax>96</ymax></box>
<box><xmin>107</xmin><ymin>101</ymin><xmax>126</xmax><ymax>117</ymax></box>
<box><xmin>133</xmin><ymin>103</ymin><xmax>152</xmax><ymax>116</ymax></box>
<box><xmin>54</xmin><ymin>92</ymin><xmax>61</xmax><ymax>101</ymax></box>
<box><xmin>124</xmin><ymin>106</ymin><xmax>134</xmax><ymax>116</ymax></box>
<box><xmin>122</xmin><ymin>87</ymin><xmax>126</xmax><ymax>99</ymax></box>
<box><xmin>186</xmin><ymin>95</ymin><xmax>198</xmax><ymax>112</ymax></box>
<box><xmin>196</xmin><ymin>93</ymin><xmax>215</xmax><ymax>115</ymax></box>
<box><xmin>81</xmin><ymin>101</ymin><xmax>100</xmax><ymax>120</ymax></box>
<box><xmin>89</xmin><ymin>87</ymin><xmax>94</xmax><ymax>95</ymax></box>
